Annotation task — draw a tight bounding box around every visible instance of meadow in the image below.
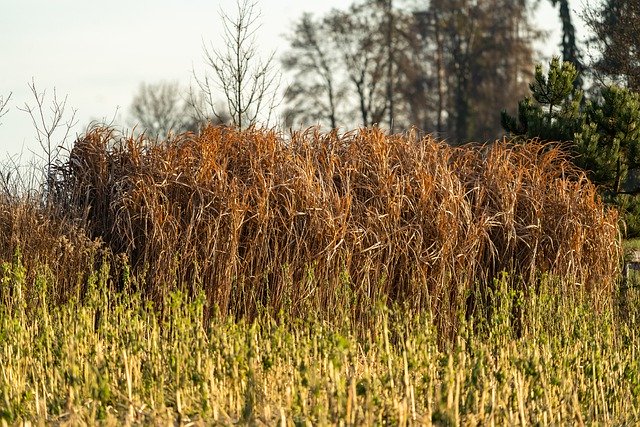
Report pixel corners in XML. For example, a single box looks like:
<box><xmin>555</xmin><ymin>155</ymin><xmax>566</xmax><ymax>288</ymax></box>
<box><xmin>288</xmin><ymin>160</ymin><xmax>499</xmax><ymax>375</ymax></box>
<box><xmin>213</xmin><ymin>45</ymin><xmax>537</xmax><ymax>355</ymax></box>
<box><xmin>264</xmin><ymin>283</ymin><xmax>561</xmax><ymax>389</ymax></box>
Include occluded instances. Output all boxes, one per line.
<box><xmin>0</xmin><ymin>126</ymin><xmax>636</xmax><ymax>425</ymax></box>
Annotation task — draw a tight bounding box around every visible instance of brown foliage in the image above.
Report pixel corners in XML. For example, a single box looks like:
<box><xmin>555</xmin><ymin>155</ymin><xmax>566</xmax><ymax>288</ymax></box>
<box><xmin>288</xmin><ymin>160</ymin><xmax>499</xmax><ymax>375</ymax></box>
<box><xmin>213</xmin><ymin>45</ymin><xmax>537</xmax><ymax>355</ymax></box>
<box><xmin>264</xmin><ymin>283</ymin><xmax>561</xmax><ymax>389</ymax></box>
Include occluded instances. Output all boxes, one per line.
<box><xmin>0</xmin><ymin>193</ymin><xmax>102</xmax><ymax>308</ymax></box>
<box><xmin>47</xmin><ymin>126</ymin><xmax>620</xmax><ymax>334</ymax></box>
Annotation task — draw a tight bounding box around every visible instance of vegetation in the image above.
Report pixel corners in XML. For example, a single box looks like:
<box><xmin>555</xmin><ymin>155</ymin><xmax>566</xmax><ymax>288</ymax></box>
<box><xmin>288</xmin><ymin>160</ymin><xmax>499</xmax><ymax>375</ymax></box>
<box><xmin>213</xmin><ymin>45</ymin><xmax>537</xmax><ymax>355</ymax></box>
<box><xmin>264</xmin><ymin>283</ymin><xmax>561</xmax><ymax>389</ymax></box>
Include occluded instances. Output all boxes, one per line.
<box><xmin>283</xmin><ymin>0</ymin><xmax>539</xmax><ymax>141</ymax></box>
<box><xmin>501</xmin><ymin>57</ymin><xmax>582</xmax><ymax>144</ymax></box>
<box><xmin>503</xmin><ymin>57</ymin><xmax>640</xmax><ymax>236</ymax></box>
<box><xmin>623</xmin><ymin>237</ymin><xmax>640</xmax><ymax>255</ymax></box>
<box><xmin>0</xmin><ymin>124</ymin><xmax>627</xmax><ymax>422</ymax></box>
<box><xmin>3</xmin><ymin>0</ymin><xmax>640</xmax><ymax>423</ymax></box>
<box><xmin>129</xmin><ymin>81</ymin><xmax>209</xmax><ymax>140</ymax></box>
<box><xmin>582</xmin><ymin>0</ymin><xmax>640</xmax><ymax>91</ymax></box>
<box><xmin>549</xmin><ymin>0</ymin><xmax>584</xmax><ymax>89</ymax></box>
<box><xmin>37</xmin><ymin>127</ymin><xmax>619</xmax><ymax>337</ymax></box>
<box><xmin>193</xmin><ymin>0</ymin><xmax>281</xmax><ymax>130</ymax></box>
<box><xmin>1</xmin><ymin>251</ymin><xmax>639</xmax><ymax>424</ymax></box>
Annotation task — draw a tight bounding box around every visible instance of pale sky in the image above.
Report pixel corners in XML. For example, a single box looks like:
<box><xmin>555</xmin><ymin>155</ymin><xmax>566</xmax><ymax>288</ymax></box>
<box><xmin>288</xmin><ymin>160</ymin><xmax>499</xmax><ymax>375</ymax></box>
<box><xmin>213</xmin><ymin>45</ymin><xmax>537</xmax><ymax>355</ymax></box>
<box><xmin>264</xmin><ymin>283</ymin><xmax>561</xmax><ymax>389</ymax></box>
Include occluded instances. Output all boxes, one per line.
<box><xmin>0</xmin><ymin>0</ymin><xmax>573</xmax><ymax>160</ymax></box>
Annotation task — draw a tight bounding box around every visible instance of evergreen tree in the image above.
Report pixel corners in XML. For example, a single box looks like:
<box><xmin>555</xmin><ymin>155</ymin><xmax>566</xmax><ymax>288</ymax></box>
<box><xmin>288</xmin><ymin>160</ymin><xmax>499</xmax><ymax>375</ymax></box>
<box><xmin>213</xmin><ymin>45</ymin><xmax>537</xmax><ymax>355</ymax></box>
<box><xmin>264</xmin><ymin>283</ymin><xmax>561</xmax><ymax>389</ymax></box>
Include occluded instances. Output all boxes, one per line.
<box><xmin>501</xmin><ymin>57</ymin><xmax>582</xmax><ymax>143</ymax></box>
<box><xmin>502</xmin><ymin>57</ymin><xmax>640</xmax><ymax>235</ymax></box>
<box><xmin>575</xmin><ymin>86</ymin><xmax>640</xmax><ymax>193</ymax></box>
<box><xmin>575</xmin><ymin>87</ymin><xmax>640</xmax><ymax>236</ymax></box>
<box><xmin>549</xmin><ymin>0</ymin><xmax>583</xmax><ymax>89</ymax></box>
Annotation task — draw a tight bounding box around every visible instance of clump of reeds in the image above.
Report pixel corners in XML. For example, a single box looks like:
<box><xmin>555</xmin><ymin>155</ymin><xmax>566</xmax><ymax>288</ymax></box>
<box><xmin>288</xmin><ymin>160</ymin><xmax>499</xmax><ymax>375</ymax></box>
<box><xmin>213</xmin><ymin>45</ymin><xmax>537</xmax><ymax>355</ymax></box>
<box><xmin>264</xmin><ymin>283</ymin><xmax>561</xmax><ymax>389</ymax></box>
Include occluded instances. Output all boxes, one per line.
<box><xmin>50</xmin><ymin>126</ymin><xmax>621</xmax><ymax>334</ymax></box>
<box><xmin>0</xmin><ymin>189</ymin><xmax>102</xmax><ymax>309</ymax></box>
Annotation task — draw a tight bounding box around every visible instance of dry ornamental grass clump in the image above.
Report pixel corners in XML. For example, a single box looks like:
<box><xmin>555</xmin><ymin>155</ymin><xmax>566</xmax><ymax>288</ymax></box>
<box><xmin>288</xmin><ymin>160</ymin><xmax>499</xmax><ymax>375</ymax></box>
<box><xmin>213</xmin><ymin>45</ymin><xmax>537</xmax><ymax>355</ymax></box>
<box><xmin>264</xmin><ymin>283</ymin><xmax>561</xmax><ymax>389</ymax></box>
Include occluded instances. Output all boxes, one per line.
<box><xmin>50</xmin><ymin>125</ymin><xmax>621</xmax><ymax>334</ymax></box>
<box><xmin>0</xmin><ymin>193</ymin><xmax>102</xmax><ymax>308</ymax></box>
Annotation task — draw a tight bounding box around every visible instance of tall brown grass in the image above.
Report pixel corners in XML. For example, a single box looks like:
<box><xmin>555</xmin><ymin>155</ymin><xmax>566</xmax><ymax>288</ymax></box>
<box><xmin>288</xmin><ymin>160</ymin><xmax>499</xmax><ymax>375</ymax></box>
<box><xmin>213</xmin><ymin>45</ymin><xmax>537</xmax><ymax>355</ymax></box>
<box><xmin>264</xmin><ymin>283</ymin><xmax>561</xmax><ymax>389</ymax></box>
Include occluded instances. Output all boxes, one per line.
<box><xmin>0</xmin><ymin>193</ymin><xmax>101</xmax><ymax>309</ymax></box>
<box><xmin>38</xmin><ymin>126</ymin><xmax>620</xmax><ymax>334</ymax></box>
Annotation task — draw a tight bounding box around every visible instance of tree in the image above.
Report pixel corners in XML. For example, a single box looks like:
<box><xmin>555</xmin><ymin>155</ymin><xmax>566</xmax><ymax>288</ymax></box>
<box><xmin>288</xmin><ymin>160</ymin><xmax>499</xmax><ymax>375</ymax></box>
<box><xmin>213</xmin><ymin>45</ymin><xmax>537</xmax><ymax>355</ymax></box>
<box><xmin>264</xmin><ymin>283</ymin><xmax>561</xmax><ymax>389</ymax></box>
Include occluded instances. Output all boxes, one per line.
<box><xmin>502</xmin><ymin>57</ymin><xmax>640</xmax><ymax>235</ymax></box>
<box><xmin>283</xmin><ymin>0</ymin><xmax>539</xmax><ymax>141</ymax></box>
<box><xmin>327</xmin><ymin>2</ymin><xmax>389</xmax><ymax>127</ymax></box>
<box><xmin>570</xmin><ymin>86</ymin><xmax>640</xmax><ymax>236</ymax></box>
<box><xmin>194</xmin><ymin>0</ymin><xmax>280</xmax><ymax>129</ymax></box>
<box><xmin>18</xmin><ymin>80</ymin><xmax>77</xmax><ymax>203</ymax></box>
<box><xmin>129</xmin><ymin>81</ymin><xmax>208</xmax><ymax>140</ymax></box>
<box><xmin>282</xmin><ymin>13</ymin><xmax>345</xmax><ymax>129</ymax></box>
<box><xmin>582</xmin><ymin>0</ymin><xmax>640</xmax><ymax>91</ymax></box>
<box><xmin>0</xmin><ymin>92</ymin><xmax>11</xmax><ymax>127</ymax></box>
<box><xmin>501</xmin><ymin>57</ymin><xmax>583</xmax><ymax>143</ymax></box>
<box><xmin>387</xmin><ymin>4</ymin><xmax>438</xmax><ymax>132</ymax></box>
<box><xmin>408</xmin><ymin>8</ymin><xmax>446</xmax><ymax>135</ymax></box>
<box><xmin>501</xmin><ymin>57</ymin><xmax>640</xmax><ymax>194</ymax></box>
<box><xmin>574</xmin><ymin>87</ymin><xmax>640</xmax><ymax>194</ymax></box>
<box><xmin>283</xmin><ymin>1</ymin><xmax>410</xmax><ymax>130</ymax></box>
<box><xmin>428</xmin><ymin>0</ymin><xmax>539</xmax><ymax>142</ymax></box>
<box><xmin>549</xmin><ymin>0</ymin><xmax>584</xmax><ymax>89</ymax></box>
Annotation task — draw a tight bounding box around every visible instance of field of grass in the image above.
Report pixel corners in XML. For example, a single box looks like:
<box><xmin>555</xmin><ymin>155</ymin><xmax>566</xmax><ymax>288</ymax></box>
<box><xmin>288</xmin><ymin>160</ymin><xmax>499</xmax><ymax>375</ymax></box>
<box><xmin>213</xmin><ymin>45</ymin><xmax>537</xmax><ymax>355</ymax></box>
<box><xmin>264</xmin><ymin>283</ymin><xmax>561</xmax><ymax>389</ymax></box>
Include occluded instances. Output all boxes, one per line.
<box><xmin>1</xmin><ymin>256</ymin><xmax>639</xmax><ymax>425</ymax></box>
<box><xmin>0</xmin><ymin>127</ymin><xmax>634</xmax><ymax>424</ymax></box>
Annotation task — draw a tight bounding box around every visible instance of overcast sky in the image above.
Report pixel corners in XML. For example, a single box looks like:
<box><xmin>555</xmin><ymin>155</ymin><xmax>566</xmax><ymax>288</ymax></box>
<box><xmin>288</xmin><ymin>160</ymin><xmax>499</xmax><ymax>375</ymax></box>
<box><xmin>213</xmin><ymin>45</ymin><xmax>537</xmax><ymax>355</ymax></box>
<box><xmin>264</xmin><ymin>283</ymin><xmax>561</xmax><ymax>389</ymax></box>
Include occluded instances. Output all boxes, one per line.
<box><xmin>1</xmin><ymin>0</ymin><xmax>575</xmax><ymax>160</ymax></box>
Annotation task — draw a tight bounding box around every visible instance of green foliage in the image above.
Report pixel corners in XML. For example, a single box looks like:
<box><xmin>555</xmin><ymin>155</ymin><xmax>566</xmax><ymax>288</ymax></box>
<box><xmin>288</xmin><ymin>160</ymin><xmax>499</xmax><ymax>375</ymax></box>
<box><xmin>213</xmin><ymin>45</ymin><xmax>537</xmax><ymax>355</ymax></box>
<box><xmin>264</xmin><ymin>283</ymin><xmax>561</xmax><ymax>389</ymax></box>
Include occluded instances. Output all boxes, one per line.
<box><xmin>575</xmin><ymin>86</ymin><xmax>640</xmax><ymax>193</ymax></box>
<box><xmin>0</xmin><ymin>258</ymin><xmax>639</xmax><ymax>424</ymax></box>
<box><xmin>568</xmin><ymin>86</ymin><xmax>640</xmax><ymax>236</ymax></box>
<box><xmin>503</xmin><ymin>57</ymin><xmax>640</xmax><ymax>236</ymax></box>
<box><xmin>501</xmin><ymin>57</ymin><xmax>583</xmax><ymax>142</ymax></box>
<box><xmin>624</xmin><ymin>237</ymin><xmax>640</xmax><ymax>254</ymax></box>
<box><xmin>616</xmin><ymin>194</ymin><xmax>640</xmax><ymax>237</ymax></box>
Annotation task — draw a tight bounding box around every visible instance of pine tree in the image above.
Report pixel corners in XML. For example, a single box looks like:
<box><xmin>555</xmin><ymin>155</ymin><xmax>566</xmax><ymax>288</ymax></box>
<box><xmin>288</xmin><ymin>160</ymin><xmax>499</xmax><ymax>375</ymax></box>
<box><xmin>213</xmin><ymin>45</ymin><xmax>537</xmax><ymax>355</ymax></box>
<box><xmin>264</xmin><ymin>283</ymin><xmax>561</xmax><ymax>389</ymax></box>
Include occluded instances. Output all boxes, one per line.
<box><xmin>502</xmin><ymin>57</ymin><xmax>640</xmax><ymax>235</ymax></box>
<box><xmin>549</xmin><ymin>0</ymin><xmax>583</xmax><ymax>89</ymax></box>
<box><xmin>576</xmin><ymin>87</ymin><xmax>640</xmax><ymax>236</ymax></box>
<box><xmin>501</xmin><ymin>57</ymin><xmax>582</xmax><ymax>143</ymax></box>
<box><xmin>575</xmin><ymin>86</ymin><xmax>640</xmax><ymax>193</ymax></box>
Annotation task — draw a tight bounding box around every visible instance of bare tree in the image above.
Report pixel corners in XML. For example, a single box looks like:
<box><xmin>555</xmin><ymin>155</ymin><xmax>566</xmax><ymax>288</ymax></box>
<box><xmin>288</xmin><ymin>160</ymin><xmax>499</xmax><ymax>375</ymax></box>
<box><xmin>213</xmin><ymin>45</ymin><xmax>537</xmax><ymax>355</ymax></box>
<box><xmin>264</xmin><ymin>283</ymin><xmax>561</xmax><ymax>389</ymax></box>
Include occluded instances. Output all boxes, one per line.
<box><xmin>283</xmin><ymin>1</ymin><xmax>445</xmax><ymax>131</ymax></box>
<box><xmin>328</xmin><ymin>4</ymin><xmax>389</xmax><ymax>127</ymax></box>
<box><xmin>194</xmin><ymin>0</ymin><xmax>281</xmax><ymax>130</ymax></box>
<box><xmin>421</xmin><ymin>0</ymin><xmax>539</xmax><ymax>142</ymax></box>
<box><xmin>282</xmin><ymin>13</ymin><xmax>345</xmax><ymax>129</ymax></box>
<box><xmin>283</xmin><ymin>0</ymin><xmax>539</xmax><ymax>141</ymax></box>
<box><xmin>283</xmin><ymin>1</ymin><xmax>395</xmax><ymax>130</ymax></box>
<box><xmin>130</xmin><ymin>81</ymin><xmax>216</xmax><ymax>139</ymax></box>
<box><xmin>0</xmin><ymin>92</ymin><xmax>11</xmax><ymax>127</ymax></box>
<box><xmin>18</xmin><ymin>79</ymin><xmax>77</xmax><ymax>201</ymax></box>
<box><xmin>1</xmin><ymin>92</ymin><xmax>40</xmax><ymax>199</ymax></box>
<box><xmin>582</xmin><ymin>0</ymin><xmax>640</xmax><ymax>91</ymax></box>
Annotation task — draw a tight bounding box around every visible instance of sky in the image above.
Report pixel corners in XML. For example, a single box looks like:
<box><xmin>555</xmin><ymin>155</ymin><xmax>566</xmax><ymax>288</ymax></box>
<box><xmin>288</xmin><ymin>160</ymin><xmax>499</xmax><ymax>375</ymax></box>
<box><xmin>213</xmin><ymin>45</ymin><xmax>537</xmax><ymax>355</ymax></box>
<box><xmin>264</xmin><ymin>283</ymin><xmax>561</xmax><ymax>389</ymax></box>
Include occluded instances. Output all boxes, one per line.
<box><xmin>0</xmin><ymin>0</ymin><xmax>575</xmax><ymax>161</ymax></box>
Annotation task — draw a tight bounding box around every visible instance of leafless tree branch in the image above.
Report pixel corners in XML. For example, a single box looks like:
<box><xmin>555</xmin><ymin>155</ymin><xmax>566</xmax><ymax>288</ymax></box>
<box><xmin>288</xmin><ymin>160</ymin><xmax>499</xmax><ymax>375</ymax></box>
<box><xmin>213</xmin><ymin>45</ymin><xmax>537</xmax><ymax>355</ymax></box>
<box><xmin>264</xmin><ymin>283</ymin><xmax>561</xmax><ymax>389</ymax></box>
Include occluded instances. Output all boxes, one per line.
<box><xmin>0</xmin><ymin>92</ymin><xmax>12</xmax><ymax>127</ymax></box>
<box><xmin>129</xmin><ymin>81</ymin><xmax>220</xmax><ymax>140</ymax></box>
<box><xmin>193</xmin><ymin>0</ymin><xmax>281</xmax><ymax>129</ymax></box>
<box><xmin>17</xmin><ymin>79</ymin><xmax>77</xmax><ymax>202</ymax></box>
